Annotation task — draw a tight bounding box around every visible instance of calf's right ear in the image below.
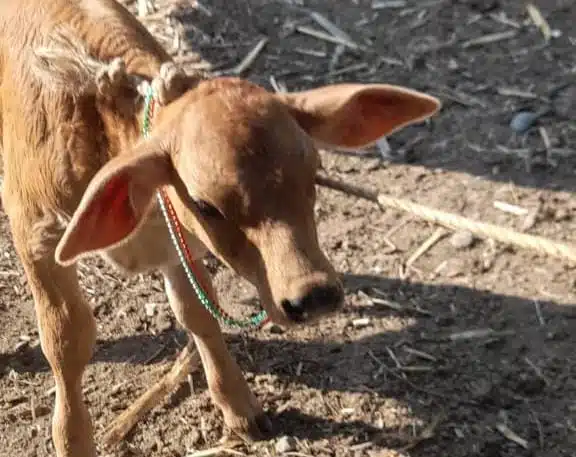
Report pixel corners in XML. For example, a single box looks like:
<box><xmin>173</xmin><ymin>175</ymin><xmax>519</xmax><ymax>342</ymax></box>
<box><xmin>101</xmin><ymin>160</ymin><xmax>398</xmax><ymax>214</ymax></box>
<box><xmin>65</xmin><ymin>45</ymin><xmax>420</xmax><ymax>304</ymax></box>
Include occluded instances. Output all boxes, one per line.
<box><xmin>277</xmin><ymin>83</ymin><xmax>441</xmax><ymax>150</ymax></box>
<box><xmin>55</xmin><ymin>137</ymin><xmax>173</xmax><ymax>266</ymax></box>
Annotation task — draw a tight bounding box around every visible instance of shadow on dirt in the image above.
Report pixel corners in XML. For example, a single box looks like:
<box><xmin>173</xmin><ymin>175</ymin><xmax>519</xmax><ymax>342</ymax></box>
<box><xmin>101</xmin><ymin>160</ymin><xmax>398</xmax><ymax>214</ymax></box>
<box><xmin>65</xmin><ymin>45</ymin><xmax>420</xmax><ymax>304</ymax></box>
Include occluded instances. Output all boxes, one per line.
<box><xmin>3</xmin><ymin>273</ymin><xmax>575</xmax><ymax>453</ymax></box>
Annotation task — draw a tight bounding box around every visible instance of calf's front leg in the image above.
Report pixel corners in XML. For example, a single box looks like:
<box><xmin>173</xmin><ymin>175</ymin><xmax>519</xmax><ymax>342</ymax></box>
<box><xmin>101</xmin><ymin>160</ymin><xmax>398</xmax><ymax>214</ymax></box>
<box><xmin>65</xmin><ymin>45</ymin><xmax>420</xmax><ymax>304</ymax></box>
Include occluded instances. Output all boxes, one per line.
<box><xmin>162</xmin><ymin>262</ymin><xmax>273</xmax><ymax>440</ymax></box>
<box><xmin>7</xmin><ymin>208</ymin><xmax>97</xmax><ymax>457</ymax></box>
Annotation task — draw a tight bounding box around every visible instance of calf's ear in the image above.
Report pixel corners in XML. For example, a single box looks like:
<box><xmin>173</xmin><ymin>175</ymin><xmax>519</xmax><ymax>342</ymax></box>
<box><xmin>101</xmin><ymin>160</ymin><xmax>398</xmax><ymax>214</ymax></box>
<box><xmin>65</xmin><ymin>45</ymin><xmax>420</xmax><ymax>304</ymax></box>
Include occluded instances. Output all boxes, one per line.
<box><xmin>277</xmin><ymin>83</ymin><xmax>441</xmax><ymax>149</ymax></box>
<box><xmin>55</xmin><ymin>137</ymin><xmax>173</xmax><ymax>266</ymax></box>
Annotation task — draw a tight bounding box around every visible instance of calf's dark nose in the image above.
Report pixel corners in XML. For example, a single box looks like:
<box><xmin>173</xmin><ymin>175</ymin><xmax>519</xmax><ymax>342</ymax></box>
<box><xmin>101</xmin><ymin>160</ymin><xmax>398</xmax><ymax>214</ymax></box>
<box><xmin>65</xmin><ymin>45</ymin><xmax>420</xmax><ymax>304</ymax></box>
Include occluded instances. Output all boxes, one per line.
<box><xmin>281</xmin><ymin>284</ymin><xmax>344</xmax><ymax>322</ymax></box>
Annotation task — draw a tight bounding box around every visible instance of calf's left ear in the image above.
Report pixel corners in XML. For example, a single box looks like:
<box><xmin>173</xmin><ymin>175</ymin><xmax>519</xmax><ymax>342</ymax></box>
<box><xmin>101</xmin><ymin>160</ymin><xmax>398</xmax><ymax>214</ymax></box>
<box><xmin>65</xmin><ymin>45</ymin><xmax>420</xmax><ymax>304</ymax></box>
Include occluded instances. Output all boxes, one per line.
<box><xmin>55</xmin><ymin>136</ymin><xmax>173</xmax><ymax>266</ymax></box>
<box><xmin>277</xmin><ymin>83</ymin><xmax>441</xmax><ymax>149</ymax></box>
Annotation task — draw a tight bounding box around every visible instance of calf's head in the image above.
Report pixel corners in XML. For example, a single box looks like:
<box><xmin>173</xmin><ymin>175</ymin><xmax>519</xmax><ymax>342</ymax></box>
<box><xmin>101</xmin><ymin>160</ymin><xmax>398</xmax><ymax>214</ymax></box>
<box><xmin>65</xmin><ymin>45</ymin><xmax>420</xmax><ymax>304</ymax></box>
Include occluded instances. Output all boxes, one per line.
<box><xmin>55</xmin><ymin>78</ymin><xmax>440</xmax><ymax>325</ymax></box>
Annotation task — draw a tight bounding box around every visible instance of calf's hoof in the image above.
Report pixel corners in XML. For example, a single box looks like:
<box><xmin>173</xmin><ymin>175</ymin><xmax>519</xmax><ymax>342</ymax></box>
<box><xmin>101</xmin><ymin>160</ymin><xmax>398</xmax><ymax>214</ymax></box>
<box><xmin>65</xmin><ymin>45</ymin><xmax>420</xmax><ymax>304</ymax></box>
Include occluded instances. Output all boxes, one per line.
<box><xmin>224</xmin><ymin>412</ymin><xmax>274</xmax><ymax>442</ymax></box>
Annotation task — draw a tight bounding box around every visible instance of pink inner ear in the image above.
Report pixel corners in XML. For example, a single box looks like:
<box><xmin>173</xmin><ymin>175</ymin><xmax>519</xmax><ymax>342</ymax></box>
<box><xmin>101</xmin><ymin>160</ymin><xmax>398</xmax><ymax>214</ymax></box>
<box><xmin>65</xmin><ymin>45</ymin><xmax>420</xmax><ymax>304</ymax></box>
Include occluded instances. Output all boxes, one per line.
<box><xmin>102</xmin><ymin>174</ymin><xmax>136</xmax><ymax>224</ymax></box>
<box><xmin>60</xmin><ymin>173</ymin><xmax>140</xmax><ymax>261</ymax></box>
<box><xmin>85</xmin><ymin>173</ymin><xmax>139</xmax><ymax>249</ymax></box>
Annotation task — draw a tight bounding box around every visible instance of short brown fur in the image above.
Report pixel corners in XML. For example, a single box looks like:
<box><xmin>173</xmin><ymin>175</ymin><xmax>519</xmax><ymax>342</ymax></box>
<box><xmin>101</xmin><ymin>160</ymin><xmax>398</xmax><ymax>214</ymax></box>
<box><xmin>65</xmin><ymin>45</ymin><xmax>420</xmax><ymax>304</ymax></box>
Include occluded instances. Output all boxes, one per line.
<box><xmin>0</xmin><ymin>1</ymin><xmax>441</xmax><ymax>455</ymax></box>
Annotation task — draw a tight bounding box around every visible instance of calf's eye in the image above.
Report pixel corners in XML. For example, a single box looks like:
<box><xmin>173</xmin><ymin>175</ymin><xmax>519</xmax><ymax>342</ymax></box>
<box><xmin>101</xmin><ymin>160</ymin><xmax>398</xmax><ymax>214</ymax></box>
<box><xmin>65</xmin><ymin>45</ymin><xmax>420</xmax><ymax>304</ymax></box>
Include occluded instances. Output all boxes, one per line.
<box><xmin>195</xmin><ymin>199</ymin><xmax>224</xmax><ymax>219</ymax></box>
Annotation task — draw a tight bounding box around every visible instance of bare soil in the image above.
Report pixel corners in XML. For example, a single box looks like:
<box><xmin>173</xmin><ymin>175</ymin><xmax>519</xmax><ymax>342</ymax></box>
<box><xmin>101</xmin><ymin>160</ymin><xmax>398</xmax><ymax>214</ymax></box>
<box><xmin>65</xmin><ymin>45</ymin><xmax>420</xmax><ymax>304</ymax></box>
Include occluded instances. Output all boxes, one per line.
<box><xmin>1</xmin><ymin>1</ymin><xmax>576</xmax><ymax>456</ymax></box>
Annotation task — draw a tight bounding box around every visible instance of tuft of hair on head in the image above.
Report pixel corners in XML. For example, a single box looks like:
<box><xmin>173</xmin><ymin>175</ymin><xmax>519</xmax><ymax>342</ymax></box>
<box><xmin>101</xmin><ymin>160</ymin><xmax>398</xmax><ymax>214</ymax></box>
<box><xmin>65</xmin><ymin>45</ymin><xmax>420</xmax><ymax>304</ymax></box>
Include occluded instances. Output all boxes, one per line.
<box><xmin>31</xmin><ymin>26</ymin><xmax>106</xmax><ymax>96</ymax></box>
<box><xmin>148</xmin><ymin>62</ymin><xmax>210</xmax><ymax>106</ymax></box>
<box><xmin>31</xmin><ymin>26</ymin><xmax>209</xmax><ymax>104</ymax></box>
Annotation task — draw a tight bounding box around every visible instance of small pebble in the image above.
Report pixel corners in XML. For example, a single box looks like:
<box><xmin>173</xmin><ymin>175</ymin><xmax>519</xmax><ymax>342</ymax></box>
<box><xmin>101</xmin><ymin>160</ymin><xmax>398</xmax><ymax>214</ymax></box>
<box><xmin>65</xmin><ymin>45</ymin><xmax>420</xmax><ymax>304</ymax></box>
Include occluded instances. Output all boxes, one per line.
<box><xmin>265</xmin><ymin>322</ymin><xmax>284</xmax><ymax>334</ymax></box>
<box><xmin>554</xmin><ymin>207</ymin><xmax>570</xmax><ymax>221</ymax></box>
<box><xmin>450</xmin><ymin>230</ymin><xmax>475</xmax><ymax>250</ymax></box>
<box><xmin>510</xmin><ymin>111</ymin><xmax>540</xmax><ymax>133</ymax></box>
<box><xmin>155</xmin><ymin>312</ymin><xmax>173</xmax><ymax>332</ymax></box>
<box><xmin>144</xmin><ymin>302</ymin><xmax>158</xmax><ymax>317</ymax></box>
<box><xmin>521</xmin><ymin>211</ymin><xmax>538</xmax><ymax>231</ymax></box>
<box><xmin>352</xmin><ymin>317</ymin><xmax>371</xmax><ymax>329</ymax></box>
<box><xmin>376</xmin><ymin>137</ymin><xmax>392</xmax><ymax>159</ymax></box>
<box><xmin>275</xmin><ymin>436</ymin><xmax>297</xmax><ymax>453</ymax></box>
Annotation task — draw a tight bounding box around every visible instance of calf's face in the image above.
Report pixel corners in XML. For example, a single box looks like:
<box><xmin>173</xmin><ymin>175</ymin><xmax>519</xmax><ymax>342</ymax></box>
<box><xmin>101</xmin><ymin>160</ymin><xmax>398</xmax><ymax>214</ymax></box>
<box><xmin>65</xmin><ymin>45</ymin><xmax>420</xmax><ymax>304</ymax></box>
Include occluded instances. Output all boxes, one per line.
<box><xmin>55</xmin><ymin>78</ymin><xmax>440</xmax><ymax>325</ymax></box>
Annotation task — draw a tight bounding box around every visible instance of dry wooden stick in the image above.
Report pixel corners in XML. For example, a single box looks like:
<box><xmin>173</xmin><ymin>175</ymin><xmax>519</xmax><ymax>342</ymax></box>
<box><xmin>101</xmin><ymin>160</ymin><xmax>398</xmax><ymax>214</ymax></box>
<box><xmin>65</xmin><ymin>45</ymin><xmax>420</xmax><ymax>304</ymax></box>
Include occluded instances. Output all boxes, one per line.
<box><xmin>405</xmin><ymin>227</ymin><xmax>447</xmax><ymax>270</ymax></box>
<box><xmin>315</xmin><ymin>174</ymin><xmax>576</xmax><ymax>263</ymax></box>
<box><xmin>526</xmin><ymin>3</ymin><xmax>552</xmax><ymax>41</ymax></box>
<box><xmin>295</xmin><ymin>26</ymin><xmax>360</xmax><ymax>50</ymax></box>
<box><xmin>102</xmin><ymin>342</ymin><xmax>201</xmax><ymax>448</ymax></box>
<box><xmin>231</xmin><ymin>37</ymin><xmax>269</xmax><ymax>75</ymax></box>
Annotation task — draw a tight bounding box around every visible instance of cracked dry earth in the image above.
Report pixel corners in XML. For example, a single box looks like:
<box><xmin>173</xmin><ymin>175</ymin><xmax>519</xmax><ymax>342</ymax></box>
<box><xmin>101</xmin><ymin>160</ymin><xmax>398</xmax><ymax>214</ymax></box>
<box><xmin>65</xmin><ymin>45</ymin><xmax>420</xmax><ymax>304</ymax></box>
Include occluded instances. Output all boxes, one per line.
<box><xmin>1</xmin><ymin>1</ymin><xmax>576</xmax><ymax>456</ymax></box>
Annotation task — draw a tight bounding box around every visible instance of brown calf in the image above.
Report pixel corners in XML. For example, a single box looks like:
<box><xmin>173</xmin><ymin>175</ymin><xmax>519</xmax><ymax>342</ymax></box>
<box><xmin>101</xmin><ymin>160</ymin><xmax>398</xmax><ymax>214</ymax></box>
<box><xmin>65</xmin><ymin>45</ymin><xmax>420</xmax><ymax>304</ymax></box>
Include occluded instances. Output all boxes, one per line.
<box><xmin>0</xmin><ymin>0</ymin><xmax>441</xmax><ymax>455</ymax></box>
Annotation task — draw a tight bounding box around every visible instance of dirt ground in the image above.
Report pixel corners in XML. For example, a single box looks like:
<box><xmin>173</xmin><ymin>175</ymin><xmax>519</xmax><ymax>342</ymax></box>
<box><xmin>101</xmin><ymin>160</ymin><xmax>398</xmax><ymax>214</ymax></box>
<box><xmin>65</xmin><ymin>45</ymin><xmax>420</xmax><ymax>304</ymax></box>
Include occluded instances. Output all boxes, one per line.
<box><xmin>1</xmin><ymin>0</ymin><xmax>576</xmax><ymax>456</ymax></box>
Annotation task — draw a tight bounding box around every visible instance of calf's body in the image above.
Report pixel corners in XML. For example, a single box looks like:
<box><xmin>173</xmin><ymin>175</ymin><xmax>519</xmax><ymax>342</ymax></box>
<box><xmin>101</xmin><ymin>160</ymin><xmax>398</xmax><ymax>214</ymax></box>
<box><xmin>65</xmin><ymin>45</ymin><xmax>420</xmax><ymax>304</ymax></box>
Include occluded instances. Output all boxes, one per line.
<box><xmin>0</xmin><ymin>1</ymin><xmax>441</xmax><ymax>455</ymax></box>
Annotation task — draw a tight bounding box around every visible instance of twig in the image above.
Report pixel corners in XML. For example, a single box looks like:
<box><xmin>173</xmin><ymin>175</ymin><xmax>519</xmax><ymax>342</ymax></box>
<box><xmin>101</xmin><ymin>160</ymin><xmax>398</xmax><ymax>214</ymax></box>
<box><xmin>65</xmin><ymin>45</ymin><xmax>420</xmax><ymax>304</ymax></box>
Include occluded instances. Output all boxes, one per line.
<box><xmin>405</xmin><ymin>228</ymin><xmax>447</xmax><ymax>270</ymax></box>
<box><xmin>308</xmin><ymin>11</ymin><xmax>355</xmax><ymax>44</ymax></box>
<box><xmin>489</xmin><ymin>12</ymin><xmax>522</xmax><ymax>29</ymax></box>
<box><xmin>186</xmin><ymin>447</ymin><xmax>245</xmax><ymax>457</ymax></box>
<box><xmin>496</xmin><ymin>87</ymin><xmax>542</xmax><ymax>100</ymax></box>
<box><xmin>386</xmin><ymin>346</ymin><xmax>403</xmax><ymax>369</ymax></box>
<box><xmin>496</xmin><ymin>422</ymin><xmax>529</xmax><ymax>449</ymax></box>
<box><xmin>231</xmin><ymin>37</ymin><xmax>269</xmax><ymax>75</ymax></box>
<box><xmin>539</xmin><ymin>127</ymin><xmax>554</xmax><ymax>165</ymax></box>
<box><xmin>269</xmin><ymin>75</ymin><xmax>287</xmax><ymax>93</ymax></box>
<box><xmin>385</xmin><ymin>218</ymin><xmax>412</xmax><ymax>238</ymax></box>
<box><xmin>449</xmin><ymin>328</ymin><xmax>514</xmax><ymax>342</ymax></box>
<box><xmin>526</xmin><ymin>3</ymin><xmax>552</xmax><ymax>41</ymax></box>
<box><xmin>143</xmin><ymin>343</ymin><xmax>167</xmax><ymax>365</ymax></box>
<box><xmin>315</xmin><ymin>174</ymin><xmax>576</xmax><ymax>263</ymax></box>
<box><xmin>461</xmin><ymin>31</ymin><xmax>518</xmax><ymax>49</ymax></box>
<box><xmin>367</xmin><ymin>350</ymin><xmax>478</xmax><ymax>405</ymax></box>
<box><xmin>191</xmin><ymin>0</ymin><xmax>213</xmax><ymax>17</ymax></box>
<box><xmin>295</xmin><ymin>26</ymin><xmax>361</xmax><ymax>50</ymax></box>
<box><xmin>137</xmin><ymin>0</ymin><xmax>155</xmax><ymax>17</ymax></box>
<box><xmin>102</xmin><ymin>343</ymin><xmax>201</xmax><ymax>448</ymax></box>
<box><xmin>0</xmin><ymin>270</ymin><xmax>20</xmax><ymax>277</ymax></box>
<box><xmin>493</xmin><ymin>201</ymin><xmax>528</xmax><ymax>216</ymax></box>
<box><xmin>376</xmin><ymin>136</ymin><xmax>392</xmax><ymax>159</ymax></box>
<box><xmin>294</xmin><ymin>48</ymin><xmax>327</xmax><ymax>58</ymax></box>
<box><xmin>532</xmin><ymin>300</ymin><xmax>545</xmax><ymax>326</ymax></box>
<box><xmin>524</xmin><ymin>357</ymin><xmax>550</xmax><ymax>387</ymax></box>
<box><xmin>30</xmin><ymin>396</ymin><xmax>36</xmax><ymax>422</ymax></box>
<box><xmin>403</xmin><ymin>347</ymin><xmax>437</xmax><ymax>362</ymax></box>
<box><xmin>329</xmin><ymin>44</ymin><xmax>346</xmax><ymax>72</ymax></box>
<box><xmin>359</xmin><ymin>291</ymin><xmax>431</xmax><ymax>317</ymax></box>
<box><xmin>369</xmin><ymin>229</ymin><xmax>398</xmax><ymax>253</ymax></box>
<box><xmin>396</xmin><ymin>365</ymin><xmax>435</xmax><ymax>373</ymax></box>
<box><xmin>400</xmin><ymin>411</ymin><xmax>446</xmax><ymax>451</ymax></box>
<box><xmin>529</xmin><ymin>409</ymin><xmax>545</xmax><ymax>449</ymax></box>
<box><xmin>359</xmin><ymin>291</ymin><xmax>402</xmax><ymax>311</ymax></box>
<box><xmin>327</xmin><ymin>63</ymin><xmax>369</xmax><ymax>77</ymax></box>
<box><xmin>372</xmin><ymin>0</ymin><xmax>407</xmax><ymax>8</ymax></box>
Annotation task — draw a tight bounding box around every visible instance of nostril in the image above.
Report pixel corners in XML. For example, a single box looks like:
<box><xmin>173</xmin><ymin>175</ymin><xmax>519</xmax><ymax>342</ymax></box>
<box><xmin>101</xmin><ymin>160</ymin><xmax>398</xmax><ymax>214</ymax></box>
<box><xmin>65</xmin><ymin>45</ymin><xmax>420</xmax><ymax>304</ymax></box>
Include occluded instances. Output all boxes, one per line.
<box><xmin>281</xmin><ymin>298</ymin><xmax>307</xmax><ymax>322</ymax></box>
<box><xmin>282</xmin><ymin>285</ymin><xmax>343</xmax><ymax>323</ymax></box>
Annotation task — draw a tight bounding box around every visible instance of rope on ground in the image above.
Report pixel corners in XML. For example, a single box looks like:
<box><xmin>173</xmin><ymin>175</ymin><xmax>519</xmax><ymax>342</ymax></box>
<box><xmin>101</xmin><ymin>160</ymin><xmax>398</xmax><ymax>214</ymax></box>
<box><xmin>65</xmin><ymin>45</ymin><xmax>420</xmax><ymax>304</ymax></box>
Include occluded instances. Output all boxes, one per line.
<box><xmin>316</xmin><ymin>174</ymin><xmax>576</xmax><ymax>264</ymax></box>
<box><xmin>101</xmin><ymin>342</ymin><xmax>201</xmax><ymax>449</ymax></box>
